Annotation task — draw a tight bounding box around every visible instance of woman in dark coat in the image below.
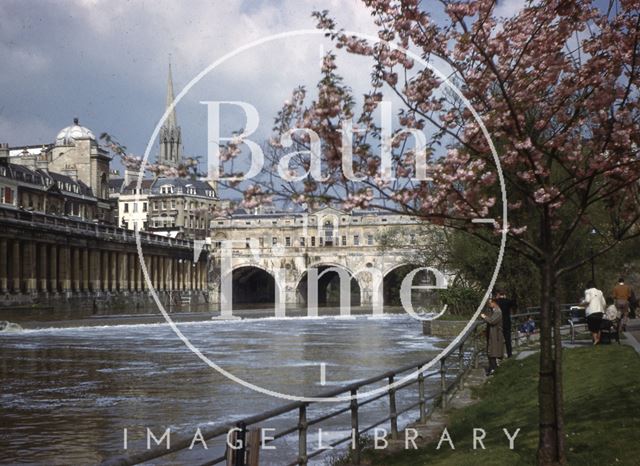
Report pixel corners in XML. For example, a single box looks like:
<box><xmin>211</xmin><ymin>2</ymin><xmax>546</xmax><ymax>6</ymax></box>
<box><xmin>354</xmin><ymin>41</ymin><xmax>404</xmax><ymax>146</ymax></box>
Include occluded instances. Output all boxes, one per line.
<box><xmin>481</xmin><ymin>298</ymin><xmax>504</xmax><ymax>375</ymax></box>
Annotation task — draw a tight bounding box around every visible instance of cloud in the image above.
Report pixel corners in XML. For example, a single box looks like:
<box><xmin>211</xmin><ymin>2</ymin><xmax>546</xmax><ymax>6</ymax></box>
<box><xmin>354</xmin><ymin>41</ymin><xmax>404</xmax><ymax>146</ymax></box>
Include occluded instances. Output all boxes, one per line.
<box><xmin>0</xmin><ymin>0</ymin><xmax>379</xmax><ymax>158</ymax></box>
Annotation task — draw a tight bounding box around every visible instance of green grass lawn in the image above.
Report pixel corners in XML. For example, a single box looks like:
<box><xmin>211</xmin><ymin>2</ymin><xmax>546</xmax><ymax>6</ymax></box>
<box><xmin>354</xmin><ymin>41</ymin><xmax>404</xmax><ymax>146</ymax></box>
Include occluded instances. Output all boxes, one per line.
<box><xmin>367</xmin><ymin>345</ymin><xmax>640</xmax><ymax>466</ymax></box>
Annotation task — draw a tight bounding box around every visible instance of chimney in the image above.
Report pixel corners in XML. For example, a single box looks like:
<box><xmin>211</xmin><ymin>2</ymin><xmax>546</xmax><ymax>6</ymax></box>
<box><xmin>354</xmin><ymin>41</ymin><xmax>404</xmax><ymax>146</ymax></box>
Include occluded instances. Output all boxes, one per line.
<box><xmin>63</xmin><ymin>165</ymin><xmax>78</xmax><ymax>181</ymax></box>
<box><xmin>36</xmin><ymin>147</ymin><xmax>49</xmax><ymax>172</ymax></box>
<box><xmin>123</xmin><ymin>167</ymin><xmax>138</xmax><ymax>187</ymax></box>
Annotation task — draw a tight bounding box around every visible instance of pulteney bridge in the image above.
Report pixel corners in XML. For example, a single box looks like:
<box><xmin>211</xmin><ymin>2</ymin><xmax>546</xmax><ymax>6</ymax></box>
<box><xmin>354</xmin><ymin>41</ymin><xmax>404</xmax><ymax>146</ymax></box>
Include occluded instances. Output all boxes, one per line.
<box><xmin>209</xmin><ymin>207</ymin><xmax>435</xmax><ymax>309</ymax></box>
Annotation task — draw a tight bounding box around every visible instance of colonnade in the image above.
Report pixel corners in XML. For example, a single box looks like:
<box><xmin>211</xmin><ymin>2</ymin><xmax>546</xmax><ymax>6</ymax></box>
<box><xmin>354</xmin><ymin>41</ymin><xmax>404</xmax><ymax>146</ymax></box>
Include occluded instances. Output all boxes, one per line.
<box><xmin>0</xmin><ymin>238</ymin><xmax>207</xmax><ymax>294</ymax></box>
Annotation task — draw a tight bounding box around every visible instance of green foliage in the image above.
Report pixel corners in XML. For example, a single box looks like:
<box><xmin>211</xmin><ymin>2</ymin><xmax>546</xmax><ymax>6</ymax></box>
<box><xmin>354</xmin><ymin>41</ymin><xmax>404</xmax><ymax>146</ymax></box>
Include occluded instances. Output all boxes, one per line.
<box><xmin>365</xmin><ymin>346</ymin><xmax>640</xmax><ymax>466</ymax></box>
<box><xmin>438</xmin><ymin>286</ymin><xmax>484</xmax><ymax>317</ymax></box>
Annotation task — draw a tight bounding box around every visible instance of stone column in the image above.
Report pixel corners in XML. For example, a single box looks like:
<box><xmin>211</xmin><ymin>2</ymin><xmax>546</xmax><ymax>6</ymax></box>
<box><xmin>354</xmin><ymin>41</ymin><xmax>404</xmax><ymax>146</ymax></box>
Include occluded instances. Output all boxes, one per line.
<box><xmin>71</xmin><ymin>247</ymin><xmax>81</xmax><ymax>291</ymax></box>
<box><xmin>0</xmin><ymin>239</ymin><xmax>8</xmax><ymax>293</ymax></box>
<box><xmin>159</xmin><ymin>256</ymin><xmax>166</xmax><ymax>291</ymax></box>
<box><xmin>119</xmin><ymin>252</ymin><xmax>128</xmax><ymax>292</ymax></box>
<box><xmin>133</xmin><ymin>255</ymin><xmax>140</xmax><ymax>291</ymax></box>
<box><xmin>127</xmin><ymin>253</ymin><xmax>133</xmax><ymax>291</ymax></box>
<box><xmin>150</xmin><ymin>256</ymin><xmax>156</xmax><ymax>290</ymax></box>
<box><xmin>38</xmin><ymin>243</ymin><xmax>48</xmax><ymax>292</ymax></box>
<box><xmin>109</xmin><ymin>251</ymin><xmax>117</xmax><ymax>291</ymax></box>
<box><xmin>101</xmin><ymin>250</ymin><xmax>110</xmax><ymax>291</ymax></box>
<box><xmin>23</xmin><ymin>241</ymin><xmax>36</xmax><ymax>293</ymax></box>
<box><xmin>60</xmin><ymin>246</ymin><xmax>71</xmax><ymax>291</ymax></box>
<box><xmin>167</xmin><ymin>257</ymin><xmax>173</xmax><ymax>291</ymax></box>
<box><xmin>201</xmin><ymin>261</ymin><xmax>207</xmax><ymax>290</ymax></box>
<box><xmin>49</xmin><ymin>245</ymin><xmax>58</xmax><ymax>292</ymax></box>
<box><xmin>90</xmin><ymin>249</ymin><xmax>101</xmax><ymax>291</ymax></box>
<box><xmin>195</xmin><ymin>261</ymin><xmax>200</xmax><ymax>290</ymax></box>
<box><xmin>175</xmin><ymin>260</ymin><xmax>182</xmax><ymax>291</ymax></box>
<box><xmin>81</xmin><ymin>249</ymin><xmax>89</xmax><ymax>291</ymax></box>
<box><xmin>11</xmin><ymin>240</ymin><xmax>21</xmax><ymax>292</ymax></box>
<box><xmin>183</xmin><ymin>261</ymin><xmax>188</xmax><ymax>291</ymax></box>
<box><xmin>137</xmin><ymin>257</ymin><xmax>143</xmax><ymax>291</ymax></box>
<box><xmin>143</xmin><ymin>255</ymin><xmax>151</xmax><ymax>291</ymax></box>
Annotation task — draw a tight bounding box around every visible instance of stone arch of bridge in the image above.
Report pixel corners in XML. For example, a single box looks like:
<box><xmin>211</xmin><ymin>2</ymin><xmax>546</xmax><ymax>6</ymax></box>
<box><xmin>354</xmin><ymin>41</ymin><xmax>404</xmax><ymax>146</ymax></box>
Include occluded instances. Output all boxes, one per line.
<box><xmin>225</xmin><ymin>263</ymin><xmax>280</xmax><ymax>306</ymax></box>
<box><xmin>295</xmin><ymin>262</ymin><xmax>363</xmax><ymax>307</ymax></box>
<box><xmin>379</xmin><ymin>263</ymin><xmax>440</xmax><ymax>309</ymax></box>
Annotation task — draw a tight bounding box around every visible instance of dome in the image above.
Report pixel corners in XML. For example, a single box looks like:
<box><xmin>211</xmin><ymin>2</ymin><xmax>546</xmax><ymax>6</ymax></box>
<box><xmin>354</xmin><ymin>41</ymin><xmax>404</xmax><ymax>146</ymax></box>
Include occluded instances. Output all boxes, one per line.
<box><xmin>55</xmin><ymin>118</ymin><xmax>96</xmax><ymax>146</ymax></box>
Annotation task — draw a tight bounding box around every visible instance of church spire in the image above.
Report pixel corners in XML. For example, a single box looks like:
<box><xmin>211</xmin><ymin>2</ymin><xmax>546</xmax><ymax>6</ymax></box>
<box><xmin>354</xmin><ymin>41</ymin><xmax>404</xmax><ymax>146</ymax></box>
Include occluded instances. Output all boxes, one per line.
<box><xmin>158</xmin><ymin>60</ymin><xmax>182</xmax><ymax>168</ymax></box>
<box><xmin>165</xmin><ymin>60</ymin><xmax>178</xmax><ymax>128</ymax></box>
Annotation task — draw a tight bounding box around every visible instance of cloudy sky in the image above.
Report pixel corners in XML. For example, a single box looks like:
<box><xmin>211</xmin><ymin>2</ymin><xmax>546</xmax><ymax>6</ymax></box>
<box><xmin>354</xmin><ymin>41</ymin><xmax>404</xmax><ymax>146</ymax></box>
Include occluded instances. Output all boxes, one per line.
<box><xmin>1</xmin><ymin>0</ymin><xmax>529</xmax><ymax>173</ymax></box>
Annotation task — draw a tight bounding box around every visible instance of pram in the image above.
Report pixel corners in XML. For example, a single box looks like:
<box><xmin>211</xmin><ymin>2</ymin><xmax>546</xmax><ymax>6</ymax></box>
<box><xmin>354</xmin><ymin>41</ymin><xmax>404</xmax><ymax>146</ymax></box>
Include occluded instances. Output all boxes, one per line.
<box><xmin>601</xmin><ymin>306</ymin><xmax>621</xmax><ymax>344</ymax></box>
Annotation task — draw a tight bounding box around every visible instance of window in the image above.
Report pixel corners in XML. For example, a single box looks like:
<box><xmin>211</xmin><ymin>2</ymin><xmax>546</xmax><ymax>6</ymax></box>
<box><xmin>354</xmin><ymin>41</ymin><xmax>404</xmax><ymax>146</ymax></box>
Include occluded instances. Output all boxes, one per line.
<box><xmin>245</xmin><ymin>238</ymin><xmax>251</xmax><ymax>248</ymax></box>
<box><xmin>300</xmin><ymin>237</ymin><xmax>305</xmax><ymax>247</ymax></box>
<box><xmin>171</xmin><ymin>200</ymin><xmax>176</xmax><ymax>209</ymax></box>
<box><xmin>323</xmin><ymin>220</ymin><xmax>334</xmax><ymax>245</ymax></box>
<box><xmin>285</xmin><ymin>237</ymin><xmax>291</xmax><ymax>247</ymax></box>
<box><xmin>341</xmin><ymin>235</ymin><xmax>346</xmax><ymax>246</ymax></box>
<box><xmin>123</xmin><ymin>203</ymin><xmax>129</xmax><ymax>213</ymax></box>
<box><xmin>1</xmin><ymin>187</ymin><xmax>14</xmax><ymax>204</ymax></box>
<box><xmin>161</xmin><ymin>201</ymin><xmax>166</xmax><ymax>210</ymax></box>
<box><xmin>367</xmin><ymin>234</ymin><xmax>374</xmax><ymax>245</ymax></box>
<box><xmin>354</xmin><ymin>235</ymin><xmax>360</xmax><ymax>246</ymax></box>
<box><xmin>272</xmin><ymin>237</ymin><xmax>277</xmax><ymax>245</ymax></box>
<box><xmin>143</xmin><ymin>202</ymin><xmax>147</xmax><ymax>212</ymax></box>
<box><xmin>311</xmin><ymin>237</ymin><xmax>316</xmax><ymax>247</ymax></box>
<box><xmin>319</xmin><ymin>237</ymin><xmax>324</xmax><ymax>246</ymax></box>
<box><xmin>410</xmin><ymin>234</ymin><xmax>416</xmax><ymax>245</ymax></box>
<box><xmin>133</xmin><ymin>203</ymin><xmax>138</xmax><ymax>213</ymax></box>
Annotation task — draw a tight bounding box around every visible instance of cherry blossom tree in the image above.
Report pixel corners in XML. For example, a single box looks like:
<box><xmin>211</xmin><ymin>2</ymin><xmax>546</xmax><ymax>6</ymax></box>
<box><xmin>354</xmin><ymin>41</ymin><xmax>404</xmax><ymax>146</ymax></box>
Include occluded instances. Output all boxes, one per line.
<box><xmin>246</xmin><ymin>1</ymin><xmax>640</xmax><ymax>464</ymax></box>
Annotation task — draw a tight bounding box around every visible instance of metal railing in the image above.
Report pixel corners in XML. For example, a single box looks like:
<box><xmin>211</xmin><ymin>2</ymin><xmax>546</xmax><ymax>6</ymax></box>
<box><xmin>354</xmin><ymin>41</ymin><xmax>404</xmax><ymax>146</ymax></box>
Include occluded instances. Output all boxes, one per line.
<box><xmin>510</xmin><ymin>303</ymin><xmax>582</xmax><ymax>346</ymax></box>
<box><xmin>0</xmin><ymin>206</ymin><xmax>202</xmax><ymax>252</ymax></box>
<box><xmin>102</xmin><ymin>321</ymin><xmax>486</xmax><ymax>466</ymax></box>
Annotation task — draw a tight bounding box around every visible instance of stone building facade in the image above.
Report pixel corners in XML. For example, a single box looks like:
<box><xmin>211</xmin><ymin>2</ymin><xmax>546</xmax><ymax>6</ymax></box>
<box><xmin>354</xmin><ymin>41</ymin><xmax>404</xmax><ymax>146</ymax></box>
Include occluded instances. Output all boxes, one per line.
<box><xmin>209</xmin><ymin>206</ymin><xmax>428</xmax><ymax>308</ymax></box>
<box><xmin>0</xmin><ymin>207</ymin><xmax>209</xmax><ymax>310</ymax></box>
<box><xmin>0</xmin><ymin>144</ymin><xmax>100</xmax><ymax>221</ymax></box>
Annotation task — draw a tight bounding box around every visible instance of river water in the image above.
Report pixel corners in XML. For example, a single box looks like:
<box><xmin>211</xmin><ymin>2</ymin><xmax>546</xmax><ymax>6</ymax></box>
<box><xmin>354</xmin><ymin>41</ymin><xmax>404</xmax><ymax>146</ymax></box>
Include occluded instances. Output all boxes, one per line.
<box><xmin>0</xmin><ymin>311</ymin><xmax>447</xmax><ymax>465</ymax></box>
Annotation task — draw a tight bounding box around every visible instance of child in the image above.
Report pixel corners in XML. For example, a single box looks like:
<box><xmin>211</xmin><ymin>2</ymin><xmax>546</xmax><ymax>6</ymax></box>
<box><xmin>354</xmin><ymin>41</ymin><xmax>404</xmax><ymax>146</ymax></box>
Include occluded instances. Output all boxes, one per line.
<box><xmin>518</xmin><ymin>315</ymin><xmax>536</xmax><ymax>336</ymax></box>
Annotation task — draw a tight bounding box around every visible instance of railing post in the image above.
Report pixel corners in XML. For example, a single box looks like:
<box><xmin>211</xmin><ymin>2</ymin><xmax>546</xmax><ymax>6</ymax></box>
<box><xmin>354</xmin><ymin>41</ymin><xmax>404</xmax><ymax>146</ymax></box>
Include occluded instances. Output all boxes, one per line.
<box><xmin>457</xmin><ymin>343</ymin><xmax>464</xmax><ymax>390</ymax></box>
<box><xmin>298</xmin><ymin>404</ymin><xmax>307</xmax><ymax>466</ymax></box>
<box><xmin>350</xmin><ymin>388</ymin><xmax>360</xmax><ymax>465</ymax></box>
<box><xmin>473</xmin><ymin>326</ymin><xmax>479</xmax><ymax>369</ymax></box>
<box><xmin>235</xmin><ymin>421</ymin><xmax>247</xmax><ymax>466</ymax></box>
<box><xmin>388</xmin><ymin>375</ymin><xmax>398</xmax><ymax>440</ymax></box>
<box><xmin>440</xmin><ymin>358</ymin><xmax>447</xmax><ymax>410</ymax></box>
<box><xmin>418</xmin><ymin>365</ymin><xmax>427</xmax><ymax>423</ymax></box>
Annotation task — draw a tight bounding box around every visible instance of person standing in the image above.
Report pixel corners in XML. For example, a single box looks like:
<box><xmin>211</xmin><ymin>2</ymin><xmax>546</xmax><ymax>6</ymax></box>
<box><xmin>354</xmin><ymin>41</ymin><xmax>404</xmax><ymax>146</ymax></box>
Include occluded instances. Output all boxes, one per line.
<box><xmin>612</xmin><ymin>278</ymin><xmax>633</xmax><ymax>332</ymax></box>
<box><xmin>495</xmin><ymin>290</ymin><xmax>517</xmax><ymax>358</ymax></box>
<box><xmin>582</xmin><ymin>281</ymin><xmax>606</xmax><ymax>345</ymax></box>
<box><xmin>480</xmin><ymin>298</ymin><xmax>504</xmax><ymax>375</ymax></box>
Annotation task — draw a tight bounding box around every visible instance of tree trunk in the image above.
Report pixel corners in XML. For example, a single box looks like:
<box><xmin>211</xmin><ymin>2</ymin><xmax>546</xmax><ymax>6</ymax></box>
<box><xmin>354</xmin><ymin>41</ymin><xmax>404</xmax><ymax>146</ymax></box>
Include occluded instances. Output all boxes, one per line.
<box><xmin>552</xmin><ymin>274</ymin><xmax>566</xmax><ymax>464</ymax></box>
<box><xmin>537</xmin><ymin>214</ymin><xmax>566</xmax><ymax>465</ymax></box>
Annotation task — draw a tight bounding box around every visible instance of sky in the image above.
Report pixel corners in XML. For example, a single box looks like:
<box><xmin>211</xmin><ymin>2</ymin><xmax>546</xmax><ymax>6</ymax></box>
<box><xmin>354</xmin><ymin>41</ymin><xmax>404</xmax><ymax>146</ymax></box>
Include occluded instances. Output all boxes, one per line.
<box><xmin>0</xmin><ymin>0</ymin><xmax>530</xmax><ymax>175</ymax></box>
